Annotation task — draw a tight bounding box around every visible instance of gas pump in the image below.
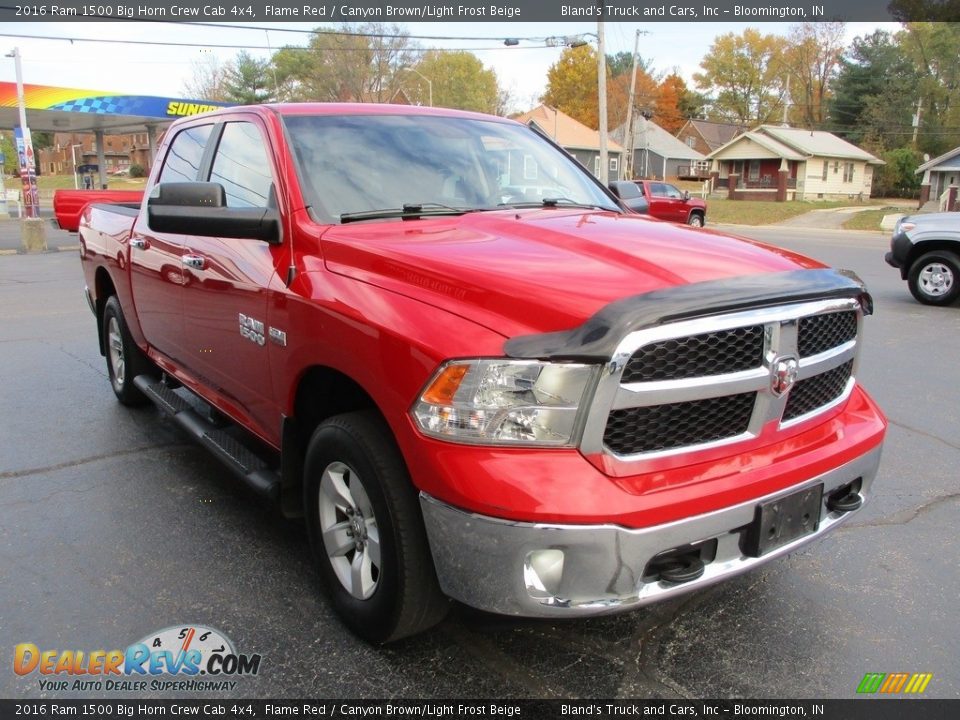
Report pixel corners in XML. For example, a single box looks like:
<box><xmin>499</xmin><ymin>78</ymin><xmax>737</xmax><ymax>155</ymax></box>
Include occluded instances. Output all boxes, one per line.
<box><xmin>77</xmin><ymin>164</ymin><xmax>98</xmax><ymax>190</ymax></box>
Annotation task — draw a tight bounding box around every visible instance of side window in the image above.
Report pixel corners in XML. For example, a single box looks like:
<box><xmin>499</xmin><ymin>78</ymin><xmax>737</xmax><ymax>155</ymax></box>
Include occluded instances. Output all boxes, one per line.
<box><xmin>209</xmin><ymin>122</ymin><xmax>274</xmax><ymax>208</ymax></box>
<box><xmin>158</xmin><ymin>125</ymin><xmax>213</xmax><ymax>184</ymax></box>
<box><xmin>649</xmin><ymin>182</ymin><xmax>668</xmax><ymax>197</ymax></box>
<box><xmin>664</xmin><ymin>184</ymin><xmax>683</xmax><ymax>199</ymax></box>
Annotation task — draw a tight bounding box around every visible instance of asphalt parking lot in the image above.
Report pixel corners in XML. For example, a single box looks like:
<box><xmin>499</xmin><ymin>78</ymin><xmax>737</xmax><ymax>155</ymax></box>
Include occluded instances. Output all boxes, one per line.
<box><xmin>1</xmin><ymin>221</ymin><xmax>958</xmax><ymax>700</ymax></box>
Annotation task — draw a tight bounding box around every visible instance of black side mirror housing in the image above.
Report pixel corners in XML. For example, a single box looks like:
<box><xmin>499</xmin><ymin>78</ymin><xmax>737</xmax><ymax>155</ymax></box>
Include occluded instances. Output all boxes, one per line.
<box><xmin>147</xmin><ymin>182</ymin><xmax>281</xmax><ymax>243</ymax></box>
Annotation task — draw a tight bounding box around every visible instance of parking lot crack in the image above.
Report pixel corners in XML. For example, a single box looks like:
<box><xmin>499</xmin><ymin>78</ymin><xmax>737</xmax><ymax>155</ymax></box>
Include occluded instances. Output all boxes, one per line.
<box><xmin>0</xmin><ymin>443</ymin><xmax>185</xmax><ymax>483</ymax></box>
<box><xmin>839</xmin><ymin>492</ymin><xmax>960</xmax><ymax>530</ymax></box>
<box><xmin>888</xmin><ymin>418</ymin><xmax>960</xmax><ymax>452</ymax></box>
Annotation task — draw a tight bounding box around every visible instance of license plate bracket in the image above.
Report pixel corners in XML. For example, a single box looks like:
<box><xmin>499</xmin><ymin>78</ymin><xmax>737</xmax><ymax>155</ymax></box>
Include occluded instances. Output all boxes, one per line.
<box><xmin>743</xmin><ymin>484</ymin><xmax>823</xmax><ymax>557</ymax></box>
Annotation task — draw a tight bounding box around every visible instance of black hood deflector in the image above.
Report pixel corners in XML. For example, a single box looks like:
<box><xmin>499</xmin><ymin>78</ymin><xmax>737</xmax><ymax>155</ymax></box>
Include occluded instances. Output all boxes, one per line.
<box><xmin>503</xmin><ymin>268</ymin><xmax>872</xmax><ymax>361</ymax></box>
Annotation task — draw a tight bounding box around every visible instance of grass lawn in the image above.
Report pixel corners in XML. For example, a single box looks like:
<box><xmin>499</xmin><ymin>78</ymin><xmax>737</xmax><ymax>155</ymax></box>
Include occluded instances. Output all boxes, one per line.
<box><xmin>842</xmin><ymin>206</ymin><xmax>914</xmax><ymax>231</ymax></box>
<box><xmin>706</xmin><ymin>199</ymin><xmax>854</xmax><ymax>225</ymax></box>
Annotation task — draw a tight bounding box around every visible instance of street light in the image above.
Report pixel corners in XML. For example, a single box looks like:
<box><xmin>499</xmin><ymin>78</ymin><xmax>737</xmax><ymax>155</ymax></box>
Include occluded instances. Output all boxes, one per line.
<box><xmin>398</xmin><ymin>67</ymin><xmax>433</xmax><ymax>107</ymax></box>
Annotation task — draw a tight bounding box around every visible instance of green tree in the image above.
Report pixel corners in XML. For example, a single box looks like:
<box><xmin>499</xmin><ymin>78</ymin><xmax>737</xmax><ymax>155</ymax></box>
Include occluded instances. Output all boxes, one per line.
<box><xmin>271</xmin><ymin>24</ymin><xmax>420</xmax><ymax>103</ymax></box>
<box><xmin>898</xmin><ymin>22</ymin><xmax>960</xmax><ymax>155</ymax></box>
<box><xmin>222</xmin><ymin>51</ymin><xmax>274</xmax><ymax>105</ymax></box>
<box><xmin>871</xmin><ymin>146</ymin><xmax>923</xmax><ymax>197</ymax></box>
<box><xmin>829</xmin><ymin>30</ymin><xmax>918</xmax><ymax>148</ymax></box>
<box><xmin>694</xmin><ymin>28</ymin><xmax>789</xmax><ymax>125</ymax></box>
<box><xmin>410</xmin><ymin>51</ymin><xmax>500</xmax><ymax>113</ymax></box>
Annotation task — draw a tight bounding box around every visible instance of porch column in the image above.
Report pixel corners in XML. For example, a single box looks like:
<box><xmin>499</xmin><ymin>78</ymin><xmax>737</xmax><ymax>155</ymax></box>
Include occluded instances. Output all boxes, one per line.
<box><xmin>727</xmin><ymin>173</ymin><xmax>739</xmax><ymax>200</ymax></box>
<box><xmin>948</xmin><ymin>185</ymin><xmax>958</xmax><ymax>213</ymax></box>
<box><xmin>918</xmin><ymin>170</ymin><xmax>931</xmax><ymax>209</ymax></box>
<box><xmin>145</xmin><ymin>124</ymin><xmax>158</xmax><ymax>172</ymax></box>
<box><xmin>777</xmin><ymin>159</ymin><xmax>789</xmax><ymax>202</ymax></box>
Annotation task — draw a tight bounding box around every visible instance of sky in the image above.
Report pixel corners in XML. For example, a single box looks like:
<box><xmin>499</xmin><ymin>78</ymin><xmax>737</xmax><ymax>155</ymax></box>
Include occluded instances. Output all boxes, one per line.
<box><xmin>0</xmin><ymin>21</ymin><xmax>901</xmax><ymax>114</ymax></box>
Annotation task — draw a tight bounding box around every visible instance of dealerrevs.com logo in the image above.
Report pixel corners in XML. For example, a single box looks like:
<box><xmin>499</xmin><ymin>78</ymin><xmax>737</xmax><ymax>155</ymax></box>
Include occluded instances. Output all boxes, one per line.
<box><xmin>14</xmin><ymin>625</ymin><xmax>262</xmax><ymax>693</ymax></box>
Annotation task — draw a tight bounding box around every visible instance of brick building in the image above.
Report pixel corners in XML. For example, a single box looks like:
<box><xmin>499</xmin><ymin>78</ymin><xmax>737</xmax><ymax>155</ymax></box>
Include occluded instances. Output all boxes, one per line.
<box><xmin>38</xmin><ymin>131</ymin><xmax>159</xmax><ymax>176</ymax></box>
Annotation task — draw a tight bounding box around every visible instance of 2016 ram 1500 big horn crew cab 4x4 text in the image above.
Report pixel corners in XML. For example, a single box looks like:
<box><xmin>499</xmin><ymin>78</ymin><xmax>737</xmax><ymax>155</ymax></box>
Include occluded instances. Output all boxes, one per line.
<box><xmin>79</xmin><ymin>104</ymin><xmax>886</xmax><ymax>642</ymax></box>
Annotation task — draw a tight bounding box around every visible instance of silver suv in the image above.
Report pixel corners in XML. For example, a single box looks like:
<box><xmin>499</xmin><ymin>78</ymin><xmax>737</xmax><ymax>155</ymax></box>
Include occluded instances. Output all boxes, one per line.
<box><xmin>886</xmin><ymin>213</ymin><xmax>960</xmax><ymax>305</ymax></box>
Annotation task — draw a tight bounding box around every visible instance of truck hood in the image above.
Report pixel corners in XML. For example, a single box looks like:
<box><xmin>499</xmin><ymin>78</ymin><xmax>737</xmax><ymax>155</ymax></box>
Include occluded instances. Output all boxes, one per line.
<box><xmin>321</xmin><ymin>209</ymin><xmax>823</xmax><ymax>339</ymax></box>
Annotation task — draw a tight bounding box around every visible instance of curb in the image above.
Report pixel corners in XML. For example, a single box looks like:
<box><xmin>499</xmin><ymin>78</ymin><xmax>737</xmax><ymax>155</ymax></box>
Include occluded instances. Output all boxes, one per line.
<box><xmin>0</xmin><ymin>244</ymin><xmax>80</xmax><ymax>256</ymax></box>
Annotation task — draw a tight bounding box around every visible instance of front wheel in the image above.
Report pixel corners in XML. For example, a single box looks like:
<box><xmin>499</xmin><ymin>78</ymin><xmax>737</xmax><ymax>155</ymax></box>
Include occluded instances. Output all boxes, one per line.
<box><xmin>304</xmin><ymin>411</ymin><xmax>449</xmax><ymax>642</ymax></box>
<box><xmin>688</xmin><ymin>213</ymin><xmax>705</xmax><ymax>227</ymax></box>
<box><xmin>907</xmin><ymin>251</ymin><xmax>960</xmax><ymax>306</ymax></box>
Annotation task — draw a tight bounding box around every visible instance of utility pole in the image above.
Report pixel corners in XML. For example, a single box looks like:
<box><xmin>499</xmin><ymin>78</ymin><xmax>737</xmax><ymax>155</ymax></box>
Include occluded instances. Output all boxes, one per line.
<box><xmin>623</xmin><ymin>29</ymin><xmax>641</xmax><ymax>180</ymax></box>
<box><xmin>597</xmin><ymin>21</ymin><xmax>608</xmax><ymax>184</ymax></box>
<box><xmin>782</xmin><ymin>74</ymin><xmax>791</xmax><ymax>127</ymax></box>
<box><xmin>912</xmin><ymin>97</ymin><xmax>923</xmax><ymax>146</ymax></box>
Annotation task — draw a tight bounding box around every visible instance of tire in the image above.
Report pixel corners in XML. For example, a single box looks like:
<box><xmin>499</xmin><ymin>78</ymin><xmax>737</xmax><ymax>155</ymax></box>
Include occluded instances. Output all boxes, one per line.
<box><xmin>304</xmin><ymin>411</ymin><xmax>449</xmax><ymax>642</ymax></box>
<box><xmin>688</xmin><ymin>212</ymin><xmax>704</xmax><ymax>227</ymax></box>
<box><xmin>102</xmin><ymin>295</ymin><xmax>154</xmax><ymax>406</ymax></box>
<box><xmin>907</xmin><ymin>251</ymin><xmax>960</xmax><ymax>306</ymax></box>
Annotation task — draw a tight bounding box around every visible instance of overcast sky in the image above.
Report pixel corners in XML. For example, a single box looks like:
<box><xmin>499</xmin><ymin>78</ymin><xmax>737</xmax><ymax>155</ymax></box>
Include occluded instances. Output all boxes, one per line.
<box><xmin>0</xmin><ymin>21</ymin><xmax>900</xmax><ymax>113</ymax></box>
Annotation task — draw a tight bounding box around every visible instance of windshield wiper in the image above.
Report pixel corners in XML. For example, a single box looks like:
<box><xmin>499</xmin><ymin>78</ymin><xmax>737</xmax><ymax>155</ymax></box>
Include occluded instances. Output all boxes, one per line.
<box><xmin>499</xmin><ymin>198</ymin><xmax>618</xmax><ymax>212</ymax></box>
<box><xmin>340</xmin><ymin>203</ymin><xmax>477</xmax><ymax>224</ymax></box>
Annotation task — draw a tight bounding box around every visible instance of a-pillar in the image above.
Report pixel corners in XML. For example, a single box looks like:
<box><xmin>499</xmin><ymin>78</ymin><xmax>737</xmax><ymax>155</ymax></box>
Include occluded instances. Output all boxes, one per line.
<box><xmin>95</xmin><ymin>130</ymin><xmax>107</xmax><ymax>189</ymax></box>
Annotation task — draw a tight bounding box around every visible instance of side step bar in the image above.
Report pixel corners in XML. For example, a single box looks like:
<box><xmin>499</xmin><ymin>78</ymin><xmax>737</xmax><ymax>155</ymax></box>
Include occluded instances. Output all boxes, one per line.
<box><xmin>134</xmin><ymin>375</ymin><xmax>281</xmax><ymax>500</ymax></box>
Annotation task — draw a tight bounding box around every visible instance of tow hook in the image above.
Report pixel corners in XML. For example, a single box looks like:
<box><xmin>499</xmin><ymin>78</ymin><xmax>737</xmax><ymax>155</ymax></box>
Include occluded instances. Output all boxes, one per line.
<box><xmin>646</xmin><ymin>542</ymin><xmax>714</xmax><ymax>584</ymax></box>
<box><xmin>656</xmin><ymin>555</ymin><xmax>705</xmax><ymax>584</ymax></box>
<box><xmin>826</xmin><ymin>479</ymin><xmax>863</xmax><ymax>513</ymax></box>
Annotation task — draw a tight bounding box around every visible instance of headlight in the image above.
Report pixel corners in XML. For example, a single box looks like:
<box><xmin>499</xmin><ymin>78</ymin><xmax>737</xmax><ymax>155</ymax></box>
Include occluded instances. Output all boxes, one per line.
<box><xmin>412</xmin><ymin>359</ymin><xmax>598</xmax><ymax>446</ymax></box>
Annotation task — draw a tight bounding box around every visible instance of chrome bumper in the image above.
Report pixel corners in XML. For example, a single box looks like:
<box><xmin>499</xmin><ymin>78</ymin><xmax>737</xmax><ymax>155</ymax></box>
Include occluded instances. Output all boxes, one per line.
<box><xmin>420</xmin><ymin>443</ymin><xmax>882</xmax><ymax>617</ymax></box>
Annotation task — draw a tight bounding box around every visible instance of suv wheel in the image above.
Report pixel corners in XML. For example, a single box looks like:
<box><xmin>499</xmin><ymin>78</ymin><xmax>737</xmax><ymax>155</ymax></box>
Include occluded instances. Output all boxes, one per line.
<box><xmin>908</xmin><ymin>251</ymin><xmax>960</xmax><ymax>305</ymax></box>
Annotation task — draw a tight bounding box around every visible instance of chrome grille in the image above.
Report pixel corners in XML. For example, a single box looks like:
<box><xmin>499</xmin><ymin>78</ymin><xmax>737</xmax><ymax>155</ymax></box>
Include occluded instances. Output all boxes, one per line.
<box><xmin>783</xmin><ymin>360</ymin><xmax>854</xmax><ymax>421</ymax></box>
<box><xmin>621</xmin><ymin>325</ymin><xmax>764</xmax><ymax>382</ymax></box>
<box><xmin>604</xmin><ymin>393</ymin><xmax>755</xmax><ymax>454</ymax></box>
<box><xmin>798</xmin><ymin>311</ymin><xmax>857</xmax><ymax>357</ymax></box>
<box><xmin>584</xmin><ymin>299</ymin><xmax>862</xmax><ymax>462</ymax></box>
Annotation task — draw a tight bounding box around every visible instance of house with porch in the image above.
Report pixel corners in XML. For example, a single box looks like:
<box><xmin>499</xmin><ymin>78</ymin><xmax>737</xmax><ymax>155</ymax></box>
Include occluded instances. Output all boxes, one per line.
<box><xmin>916</xmin><ymin>146</ymin><xmax>960</xmax><ymax>212</ymax></box>
<box><xmin>675</xmin><ymin>118</ymin><xmax>747</xmax><ymax>156</ymax></box>
<box><xmin>708</xmin><ymin>125</ymin><xmax>884</xmax><ymax>202</ymax></box>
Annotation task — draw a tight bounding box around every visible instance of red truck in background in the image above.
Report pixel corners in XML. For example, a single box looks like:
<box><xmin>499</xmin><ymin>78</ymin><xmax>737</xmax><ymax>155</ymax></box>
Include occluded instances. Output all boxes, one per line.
<box><xmin>78</xmin><ymin>103</ymin><xmax>886</xmax><ymax>642</ymax></box>
<box><xmin>609</xmin><ymin>179</ymin><xmax>708</xmax><ymax>226</ymax></box>
<box><xmin>53</xmin><ymin>188</ymin><xmax>143</xmax><ymax>232</ymax></box>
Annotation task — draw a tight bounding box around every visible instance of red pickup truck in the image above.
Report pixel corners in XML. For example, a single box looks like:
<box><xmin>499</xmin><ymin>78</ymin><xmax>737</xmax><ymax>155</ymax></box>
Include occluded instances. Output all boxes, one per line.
<box><xmin>78</xmin><ymin>104</ymin><xmax>886</xmax><ymax>642</ymax></box>
<box><xmin>610</xmin><ymin>179</ymin><xmax>708</xmax><ymax>226</ymax></box>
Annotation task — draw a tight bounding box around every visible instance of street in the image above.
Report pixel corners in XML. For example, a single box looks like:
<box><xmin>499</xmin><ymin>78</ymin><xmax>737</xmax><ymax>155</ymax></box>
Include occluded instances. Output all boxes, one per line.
<box><xmin>1</xmin><ymin>223</ymin><xmax>958</xmax><ymax>700</ymax></box>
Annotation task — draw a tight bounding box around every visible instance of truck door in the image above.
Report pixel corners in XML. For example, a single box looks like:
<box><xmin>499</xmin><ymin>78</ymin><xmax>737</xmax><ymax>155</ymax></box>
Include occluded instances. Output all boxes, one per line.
<box><xmin>130</xmin><ymin>123</ymin><xmax>215</xmax><ymax>364</ymax></box>
<box><xmin>649</xmin><ymin>182</ymin><xmax>687</xmax><ymax>223</ymax></box>
<box><xmin>179</xmin><ymin>120</ymin><xmax>283</xmax><ymax>440</ymax></box>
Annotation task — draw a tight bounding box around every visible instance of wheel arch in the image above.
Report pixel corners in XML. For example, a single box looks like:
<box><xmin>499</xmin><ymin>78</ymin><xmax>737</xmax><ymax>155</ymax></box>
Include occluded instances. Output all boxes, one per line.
<box><xmin>906</xmin><ymin>239</ymin><xmax>960</xmax><ymax>271</ymax></box>
<box><xmin>93</xmin><ymin>266</ymin><xmax>118</xmax><ymax>356</ymax></box>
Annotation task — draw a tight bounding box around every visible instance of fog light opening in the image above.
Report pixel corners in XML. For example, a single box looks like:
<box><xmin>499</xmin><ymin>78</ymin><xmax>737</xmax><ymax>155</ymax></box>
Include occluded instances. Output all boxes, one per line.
<box><xmin>524</xmin><ymin>549</ymin><xmax>565</xmax><ymax>599</ymax></box>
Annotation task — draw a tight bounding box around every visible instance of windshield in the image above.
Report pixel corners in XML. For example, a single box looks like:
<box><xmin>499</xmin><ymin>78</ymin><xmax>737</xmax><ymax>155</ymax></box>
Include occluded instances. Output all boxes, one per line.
<box><xmin>282</xmin><ymin>113</ymin><xmax>620</xmax><ymax>223</ymax></box>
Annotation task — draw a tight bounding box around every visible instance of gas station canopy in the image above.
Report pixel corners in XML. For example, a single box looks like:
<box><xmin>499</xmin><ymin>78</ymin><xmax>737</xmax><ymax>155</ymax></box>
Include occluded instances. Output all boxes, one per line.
<box><xmin>0</xmin><ymin>81</ymin><xmax>231</xmax><ymax>133</ymax></box>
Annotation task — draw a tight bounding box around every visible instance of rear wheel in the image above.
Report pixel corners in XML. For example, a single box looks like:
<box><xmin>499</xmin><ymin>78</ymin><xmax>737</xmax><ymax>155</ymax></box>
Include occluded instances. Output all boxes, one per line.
<box><xmin>304</xmin><ymin>411</ymin><xmax>449</xmax><ymax>642</ymax></box>
<box><xmin>102</xmin><ymin>296</ymin><xmax>154</xmax><ymax>406</ymax></box>
<box><xmin>907</xmin><ymin>251</ymin><xmax>960</xmax><ymax>306</ymax></box>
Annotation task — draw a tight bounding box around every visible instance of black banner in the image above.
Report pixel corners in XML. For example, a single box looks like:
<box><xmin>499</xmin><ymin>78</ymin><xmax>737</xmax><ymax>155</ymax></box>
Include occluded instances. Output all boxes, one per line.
<box><xmin>1</xmin><ymin>700</ymin><xmax>959</xmax><ymax>720</ymax></box>
<box><xmin>0</xmin><ymin>0</ymin><xmax>957</xmax><ymax>24</ymax></box>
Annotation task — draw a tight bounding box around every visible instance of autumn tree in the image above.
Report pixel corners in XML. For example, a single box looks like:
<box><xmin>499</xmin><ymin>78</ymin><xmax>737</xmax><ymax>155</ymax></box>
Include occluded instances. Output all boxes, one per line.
<box><xmin>410</xmin><ymin>51</ymin><xmax>501</xmax><ymax>113</ymax></box>
<box><xmin>783</xmin><ymin>22</ymin><xmax>846</xmax><ymax>128</ymax></box>
<box><xmin>655</xmin><ymin>74</ymin><xmax>688</xmax><ymax>133</ymax></box>
<box><xmin>270</xmin><ymin>24</ymin><xmax>420</xmax><ymax>103</ymax></box>
<box><xmin>542</xmin><ymin>45</ymin><xmax>601</xmax><ymax>128</ymax></box>
<box><xmin>694</xmin><ymin>28</ymin><xmax>789</xmax><ymax>125</ymax></box>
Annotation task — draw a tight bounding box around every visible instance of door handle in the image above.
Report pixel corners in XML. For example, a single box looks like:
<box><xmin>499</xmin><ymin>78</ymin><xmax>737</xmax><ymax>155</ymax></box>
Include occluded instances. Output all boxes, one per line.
<box><xmin>130</xmin><ymin>238</ymin><xmax>148</xmax><ymax>250</ymax></box>
<box><xmin>183</xmin><ymin>255</ymin><xmax>206</xmax><ymax>270</ymax></box>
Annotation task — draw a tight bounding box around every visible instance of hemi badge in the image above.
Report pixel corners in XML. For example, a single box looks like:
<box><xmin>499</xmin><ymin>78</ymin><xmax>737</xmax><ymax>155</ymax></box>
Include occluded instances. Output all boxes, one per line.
<box><xmin>269</xmin><ymin>327</ymin><xmax>287</xmax><ymax>347</ymax></box>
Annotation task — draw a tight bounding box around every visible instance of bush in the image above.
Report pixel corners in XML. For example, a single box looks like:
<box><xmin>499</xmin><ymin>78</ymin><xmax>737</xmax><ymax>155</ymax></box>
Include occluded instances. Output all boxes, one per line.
<box><xmin>128</xmin><ymin>164</ymin><xmax>145</xmax><ymax>178</ymax></box>
<box><xmin>872</xmin><ymin>147</ymin><xmax>922</xmax><ymax>198</ymax></box>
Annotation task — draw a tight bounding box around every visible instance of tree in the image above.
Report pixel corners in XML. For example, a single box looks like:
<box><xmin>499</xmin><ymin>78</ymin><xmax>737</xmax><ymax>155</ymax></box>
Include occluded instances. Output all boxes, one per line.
<box><xmin>410</xmin><ymin>51</ymin><xmax>501</xmax><ymax>113</ymax></box>
<box><xmin>222</xmin><ymin>51</ymin><xmax>274</xmax><ymax>105</ymax></box>
<box><xmin>182</xmin><ymin>55</ymin><xmax>229</xmax><ymax>101</ymax></box>
<box><xmin>898</xmin><ymin>22</ymin><xmax>960</xmax><ymax>155</ymax></box>
<box><xmin>783</xmin><ymin>22</ymin><xmax>846</xmax><ymax>128</ymax></box>
<box><xmin>271</xmin><ymin>24</ymin><xmax>420</xmax><ymax>103</ymax></box>
<box><xmin>694</xmin><ymin>28</ymin><xmax>789</xmax><ymax>125</ymax></box>
<box><xmin>655</xmin><ymin>74</ymin><xmax>688</xmax><ymax>133</ymax></box>
<box><xmin>542</xmin><ymin>45</ymin><xmax>601</xmax><ymax>128</ymax></box>
<box><xmin>829</xmin><ymin>30</ymin><xmax>918</xmax><ymax>148</ymax></box>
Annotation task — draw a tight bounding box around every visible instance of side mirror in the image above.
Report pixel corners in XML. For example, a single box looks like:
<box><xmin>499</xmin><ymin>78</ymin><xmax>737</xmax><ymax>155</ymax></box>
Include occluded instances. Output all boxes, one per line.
<box><xmin>682</xmin><ymin>190</ymin><xmax>691</xmax><ymax>202</ymax></box>
<box><xmin>147</xmin><ymin>182</ymin><xmax>281</xmax><ymax>243</ymax></box>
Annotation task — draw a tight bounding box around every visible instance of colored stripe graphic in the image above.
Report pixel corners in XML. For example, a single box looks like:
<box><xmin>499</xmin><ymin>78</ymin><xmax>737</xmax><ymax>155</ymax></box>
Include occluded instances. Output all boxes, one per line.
<box><xmin>857</xmin><ymin>672</ymin><xmax>932</xmax><ymax>694</ymax></box>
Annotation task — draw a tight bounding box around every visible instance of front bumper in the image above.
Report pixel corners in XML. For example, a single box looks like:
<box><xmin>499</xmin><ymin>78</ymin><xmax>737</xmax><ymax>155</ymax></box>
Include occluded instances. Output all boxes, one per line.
<box><xmin>420</xmin><ymin>443</ymin><xmax>882</xmax><ymax>617</ymax></box>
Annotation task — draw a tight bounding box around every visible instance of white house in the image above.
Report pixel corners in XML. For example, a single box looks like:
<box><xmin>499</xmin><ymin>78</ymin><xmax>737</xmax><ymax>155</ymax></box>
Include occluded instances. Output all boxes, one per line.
<box><xmin>708</xmin><ymin>125</ymin><xmax>884</xmax><ymax>202</ymax></box>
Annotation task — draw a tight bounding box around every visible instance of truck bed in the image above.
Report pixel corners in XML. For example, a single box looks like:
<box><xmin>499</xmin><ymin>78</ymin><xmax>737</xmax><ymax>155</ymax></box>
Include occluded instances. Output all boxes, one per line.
<box><xmin>53</xmin><ymin>189</ymin><xmax>143</xmax><ymax>231</ymax></box>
